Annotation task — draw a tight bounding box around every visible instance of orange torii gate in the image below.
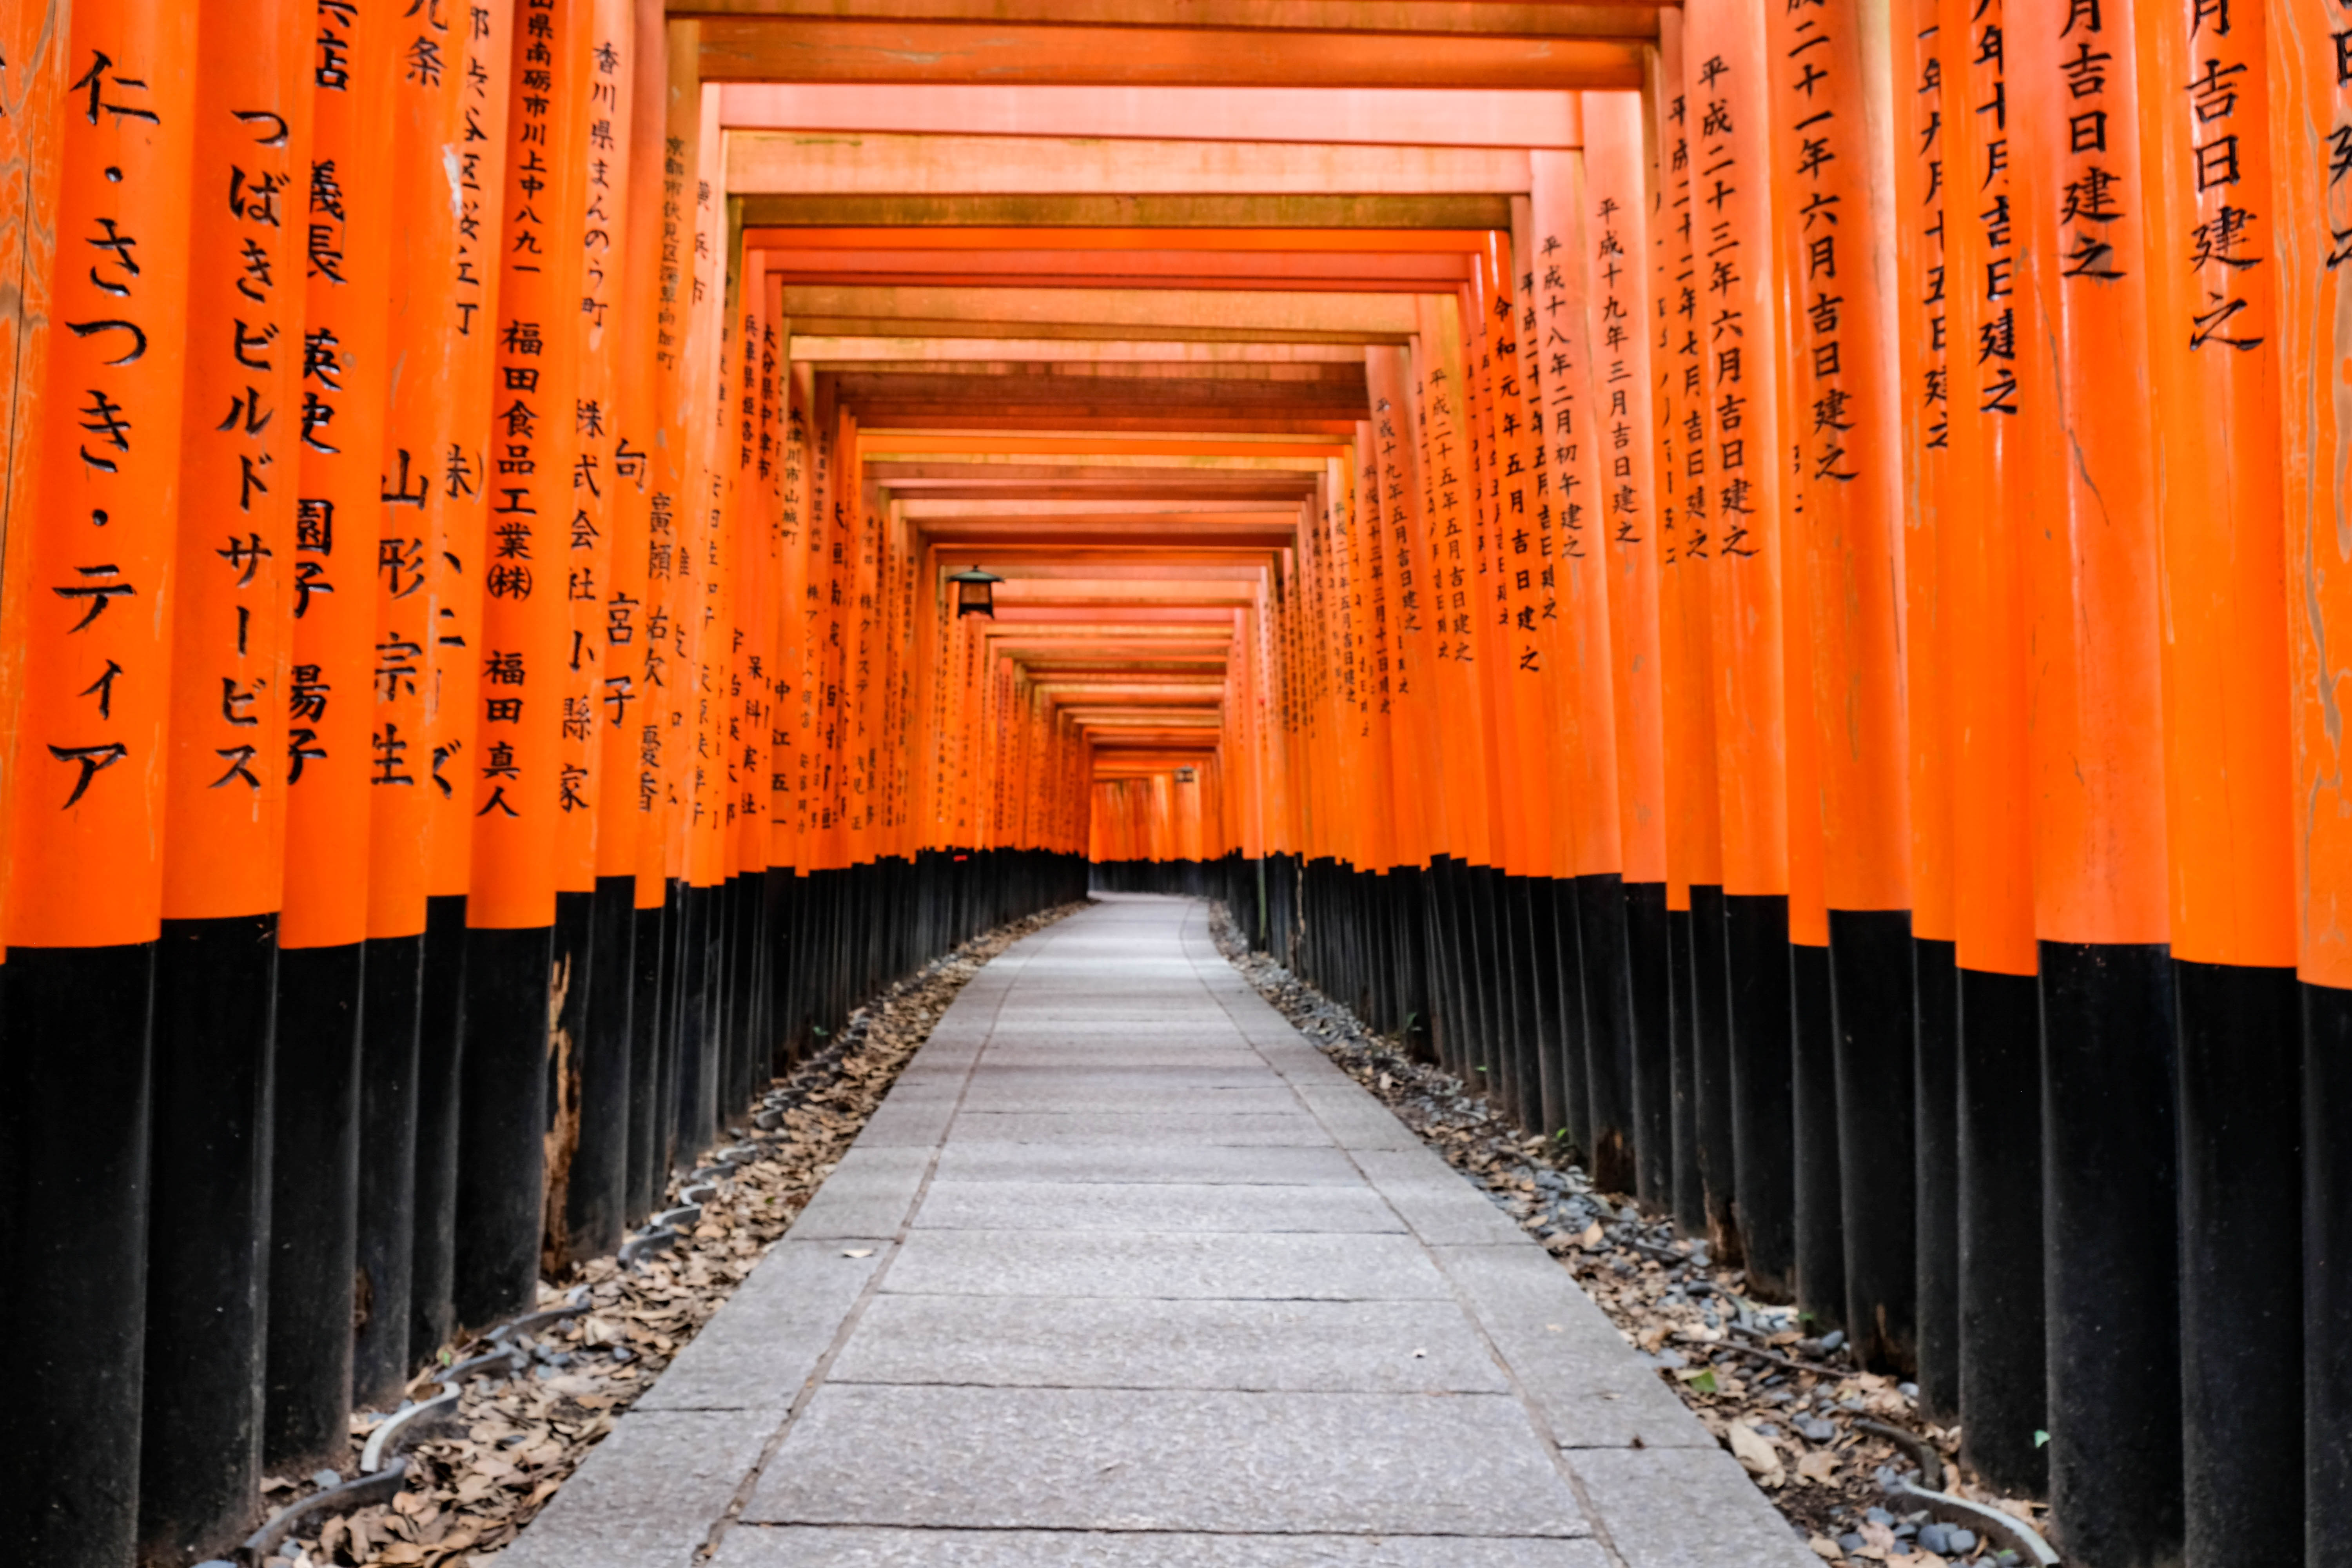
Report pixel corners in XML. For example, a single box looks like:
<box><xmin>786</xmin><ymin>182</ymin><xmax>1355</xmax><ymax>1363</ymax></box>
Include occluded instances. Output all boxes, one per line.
<box><xmin>5</xmin><ymin>7</ymin><xmax>2352</xmax><ymax>1568</ymax></box>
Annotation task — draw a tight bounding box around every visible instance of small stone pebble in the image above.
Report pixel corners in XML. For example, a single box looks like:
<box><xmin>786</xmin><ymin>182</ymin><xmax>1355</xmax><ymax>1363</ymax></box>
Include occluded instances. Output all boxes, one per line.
<box><xmin>1796</xmin><ymin>1416</ymin><xmax>1837</xmax><ymax>1442</ymax></box>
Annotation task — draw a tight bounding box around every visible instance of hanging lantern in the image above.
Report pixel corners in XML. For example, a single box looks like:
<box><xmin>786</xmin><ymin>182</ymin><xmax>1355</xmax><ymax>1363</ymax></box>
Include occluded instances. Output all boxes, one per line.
<box><xmin>949</xmin><ymin>564</ymin><xmax>1003</xmax><ymax>618</ymax></box>
<box><xmin>1176</xmin><ymin>766</ymin><xmax>1196</xmax><ymax>784</ymax></box>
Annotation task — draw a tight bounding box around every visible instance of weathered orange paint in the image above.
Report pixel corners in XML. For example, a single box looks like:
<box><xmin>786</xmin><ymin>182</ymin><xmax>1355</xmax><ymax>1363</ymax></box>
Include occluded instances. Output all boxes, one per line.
<box><xmin>2272</xmin><ymin>0</ymin><xmax>2352</xmax><ymax>987</ymax></box>
<box><xmin>1581</xmin><ymin>93</ymin><xmax>1668</xmax><ymax>891</ymax></box>
<box><xmin>1686</xmin><ymin>0</ymin><xmax>1788</xmax><ymax>903</ymax></box>
<box><xmin>1940</xmin><ymin>0</ymin><xmax>2036</xmax><ymax>980</ymax></box>
<box><xmin>2013</xmin><ymin>0</ymin><xmax>2170</xmax><ymax>948</ymax></box>
<box><xmin>469</xmin><ymin>0</ymin><xmax>593</xmax><ymax>933</ymax></box>
<box><xmin>2136</xmin><ymin>0</ymin><xmax>2295</xmax><ymax>970</ymax></box>
<box><xmin>161</xmin><ymin>0</ymin><xmax>308</xmax><ymax>926</ymax></box>
<box><xmin>0</xmin><ymin>0</ymin><xmax>70</xmax><ymax>957</ymax></box>
<box><xmin>8</xmin><ymin>0</ymin><xmax>198</xmax><ymax>949</ymax></box>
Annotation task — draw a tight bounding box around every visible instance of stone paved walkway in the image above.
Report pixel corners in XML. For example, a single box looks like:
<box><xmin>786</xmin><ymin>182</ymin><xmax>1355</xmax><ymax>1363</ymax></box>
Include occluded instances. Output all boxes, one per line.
<box><xmin>500</xmin><ymin>895</ymin><xmax>1815</xmax><ymax>1568</ymax></box>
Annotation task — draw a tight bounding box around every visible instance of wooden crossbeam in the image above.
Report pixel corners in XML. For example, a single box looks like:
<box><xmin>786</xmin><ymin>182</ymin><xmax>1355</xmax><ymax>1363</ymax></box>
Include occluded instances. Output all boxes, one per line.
<box><xmin>697</xmin><ymin>18</ymin><xmax>1646</xmax><ymax>89</ymax></box>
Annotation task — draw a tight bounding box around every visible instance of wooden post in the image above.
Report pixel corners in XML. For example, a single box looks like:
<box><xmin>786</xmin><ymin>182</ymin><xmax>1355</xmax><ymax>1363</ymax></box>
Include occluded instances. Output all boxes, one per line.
<box><xmin>1935</xmin><ymin>0</ymin><xmax>2049</xmax><ymax>1498</ymax></box>
<box><xmin>2270</xmin><ymin>0</ymin><xmax>2352</xmax><ymax>1541</ymax></box>
<box><xmin>1686</xmin><ymin>0</ymin><xmax>1793</xmax><ymax>1289</ymax></box>
<box><xmin>1649</xmin><ymin>7</ymin><xmax>1729</xmax><ymax>1244</ymax></box>
<box><xmin>2013</xmin><ymin>4</ymin><xmax>2183</xmax><ymax>1555</ymax></box>
<box><xmin>412</xmin><ymin>0</ymin><xmax>514</xmax><ymax>1368</ymax></box>
<box><xmin>456</xmin><ymin>0</ymin><xmax>593</xmax><ymax>1333</ymax></box>
<box><xmin>2134</xmin><ymin>2</ymin><xmax>2302</xmax><ymax>1554</ymax></box>
<box><xmin>1769</xmin><ymin>0</ymin><xmax>1920</xmax><ymax>1371</ymax></box>
<box><xmin>0</xmin><ymin>0</ymin><xmax>198</xmax><ymax>1556</ymax></box>
<box><xmin>140</xmin><ymin>0</ymin><xmax>309</xmax><ymax>1550</ymax></box>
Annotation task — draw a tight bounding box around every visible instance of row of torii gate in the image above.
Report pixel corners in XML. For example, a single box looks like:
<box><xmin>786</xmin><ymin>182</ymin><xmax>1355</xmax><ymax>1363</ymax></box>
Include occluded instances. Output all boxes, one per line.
<box><xmin>2</xmin><ymin>2</ymin><xmax>2350</xmax><ymax>1567</ymax></box>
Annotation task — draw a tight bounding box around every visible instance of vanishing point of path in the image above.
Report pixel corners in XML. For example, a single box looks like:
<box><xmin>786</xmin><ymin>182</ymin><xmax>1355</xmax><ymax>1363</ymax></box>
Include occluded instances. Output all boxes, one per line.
<box><xmin>500</xmin><ymin>895</ymin><xmax>1815</xmax><ymax>1568</ymax></box>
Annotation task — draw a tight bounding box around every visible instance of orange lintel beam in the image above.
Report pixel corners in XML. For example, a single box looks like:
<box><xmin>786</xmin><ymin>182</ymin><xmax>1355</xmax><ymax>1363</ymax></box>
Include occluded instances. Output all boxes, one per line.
<box><xmin>831</xmin><ymin>370</ymin><xmax>1370</xmax><ymax>409</ymax></box>
<box><xmin>697</xmin><ymin>19</ymin><xmax>1647</xmax><ymax>89</ymax></box>
<box><xmin>681</xmin><ymin>4</ymin><xmax>1660</xmax><ymax>40</ymax></box>
<box><xmin>864</xmin><ymin>435</ymin><xmax>1349</xmax><ymax>459</ymax></box>
<box><xmin>749</xmin><ymin>227</ymin><xmax>1492</xmax><ymax>254</ymax></box>
<box><xmin>712</xmin><ymin>83</ymin><xmax>1584</xmax><ymax>150</ymax></box>
<box><xmin>868</xmin><ymin>417</ymin><xmax>1362</xmax><ymax>436</ymax></box>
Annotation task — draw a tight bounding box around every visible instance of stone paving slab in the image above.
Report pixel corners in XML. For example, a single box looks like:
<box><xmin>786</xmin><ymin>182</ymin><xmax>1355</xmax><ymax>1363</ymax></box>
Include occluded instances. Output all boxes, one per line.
<box><xmin>494</xmin><ymin>1410</ymin><xmax>775</xmax><ymax>1568</ymax></box>
<box><xmin>881</xmin><ymin>1229</ymin><xmax>1452</xmax><ymax>1299</ymax></box>
<box><xmin>910</xmin><ymin>1179</ymin><xmax>1406</xmax><ymax>1234</ymax></box>
<box><xmin>783</xmin><ymin>1147</ymin><xmax>935</xmax><ymax>1241</ymax></box>
<box><xmin>742</xmin><ymin>1385</ymin><xmax>1590</xmax><ymax>1537</ymax></box>
<box><xmin>931</xmin><ymin>1140</ymin><xmax>1365</xmax><ymax>1186</ymax></box>
<box><xmin>503</xmin><ymin>895</ymin><xmax>1795</xmax><ymax>1568</ymax></box>
<box><xmin>955</xmin><ymin>1085</ymin><xmax>1309</xmax><ymax>1115</ymax></box>
<box><xmin>633</xmin><ymin>1241</ymin><xmax>888</xmax><ymax>1412</ymax></box>
<box><xmin>1567</xmin><ymin>1448</ymin><xmax>1823</xmax><ymax>1568</ymax></box>
<box><xmin>713</xmin><ymin>1526</ymin><xmax>1614</xmax><ymax>1568</ymax></box>
<box><xmin>826</xmin><ymin>1294</ymin><xmax>1510</xmax><ymax>1392</ymax></box>
<box><xmin>944</xmin><ymin>1109</ymin><xmax>1333</xmax><ymax>1146</ymax></box>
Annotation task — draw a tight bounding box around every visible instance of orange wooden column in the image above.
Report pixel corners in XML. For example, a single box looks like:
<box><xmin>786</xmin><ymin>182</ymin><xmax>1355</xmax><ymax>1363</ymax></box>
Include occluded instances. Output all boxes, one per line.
<box><xmin>2134</xmin><ymin>4</ymin><xmax>2301</xmax><ymax>1554</ymax></box>
<box><xmin>0</xmin><ymin>0</ymin><xmax>69</xmax><ymax>973</ymax></box>
<box><xmin>137</xmin><ymin>0</ymin><xmax>308</xmax><ymax>1547</ymax></box>
<box><xmin>1580</xmin><ymin>95</ymin><xmax>1674</xmax><ymax>1215</ymax></box>
<box><xmin>1648</xmin><ymin>6</ymin><xmax>1728</xmax><ymax>1243</ymax></box>
<box><xmin>1444</xmin><ymin>276</ymin><xmax>1525</xmax><ymax>1111</ymax></box>
<box><xmin>412</xmin><ymin>0</ymin><xmax>514</xmax><ymax>1379</ymax></box>
<box><xmin>349</xmin><ymin>0</ymin><xmax>491</xmax><ymax>1409</ymax></box>
<box><xmin>2013</xmin><ymin>5</ymin><xmax>2181</xmax><ymax>1556</ymax></box>
<box><xmin>1768</xmin><ymin>0</ymin><xmax>1919</xmax><ymax>1366</ymax></box>
<box><xmin>456</xmin><ymin>0</ymin><xmax>593</xmax><ymax>1333</ymax></box>
<box><xmin>0</xmin><ymin>0</ymin><xmax>196</xmax><ymax>1555</ymax></box>
<box><xmin>1684</xmin><ymin>0</ymin><xmax>1793</xmax><ymax>1292</ymax></box>
<box><xmin>1366</xmin><ymin>345</ymin><xmax>1441</xmax><ymax>889</ymax></box>
<box><xmin>1510</xmin><ymin>206</ymin><xmax>1582</xmax><ymax>1142</ymax></box>
<box><xmin>257</xmin><ymin>0</ymin><xmax>398</xmax><ymax>1475</ymax></box>
<box><xmin>1526</xmin><ymin>162</ymin><xmax>1633</xmax><ymax>1175</ymax></box>
<box><xmin>1935</xmin><ymin>0</ymin><xmax>2046</xmax><ymax>1498</ymax></box>
<box><xmin>543</xmin><ymin>0</ymin><xmax>643</xmax><ymax>1273</ymax></box>
<box><xmin>2271</xmin><ymin>2</ymin><xmax>2352</xmax><ymax>1532</ymax></box>
<box><xmin>591</xmin><ymin>0</ymin><xmax>662</xmax><ymax>1229</ymax></box>
<box><xmin>1887</xmin><ymin>0</ymin><xmax>1959</xmax><ymax>1424</ymax></box>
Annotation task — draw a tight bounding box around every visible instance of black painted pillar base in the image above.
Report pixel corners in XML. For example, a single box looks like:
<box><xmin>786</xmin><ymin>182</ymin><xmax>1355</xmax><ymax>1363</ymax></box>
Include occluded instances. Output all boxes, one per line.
<box><xmin>1827</xmin><ymin>908</ymin><xmax>1916</xmax><ymax>1371</ymax></box>
<box><xmin>2307</xmin><ymin>978</ymin><xmax>2352</xmax><ymax>1568</ymax></box>
<box><xmin>1725</xmin><ymin>893</ymin><xmax>1793</xmax><ymax>1299</ymax></box>
<box><xmin>264</xmin><ymin>940</ymin><xmax>365</xmax><ymax>1471</ymax></box>
<box><xmin>1515</xmin><ymin>869</ymin><xmax>1552</xmax><ymax>1142</ymax></box>
<box><xmin>569</xmin><ymin>875</ymin><xmax>637</xmax><ymax>1262</ymax></box>
<box><xmin>140</xmin><ymin>916</ymin><xmax>278</xmax><ymax>1565</ymax></box>
<box><xmin>1580</xmin><ymin>874</ymin><xmax>1635</xmax><ymax>1193</ymax></box>
<box><xmin>2174</xmin><ymin>958</ymin><xmax>2301</xmax><ymax>1564</ymax></box>
<box><xmin>1689</xmin><ymin>885</ymin><xmax>1740</xmax><ymax>1265</ymax></box>
<box><xmin>353</xmin><ymin>931</ymin><xmax>425</xmax><ymax>1412</ymax></box>
<box><xmin>543</xmin><ymin>889</ymin><xmax>597</xmax><ymax>1274</ymax></box>
<box><xmin>2040</xmin><ymin>940</ymin><xmax>2181</xmax><ymax>1568</ymax></box>
<box><xmin>1913</xmin><ymin>935</ymin><xmax>1960</xmax><ymax>1419</ymax></box>
<box><xmin>0</xmin><ymin>946</ymin><xmax>154</xmax><ymax>1567</ymax></box>
<box><xmin>454</xmin><ymin>924</ymin><xmax>553</xmax><ymax>1332</ymax></box>
<box><xmin>1666</xmin><ymin>902</ymin><xmax>1706</xmax><ymax>1238</ymax></box>
<box><xmin>673</xmin><ymin>885</ymin><xmax>717</xmax><ymax>1164</ymax></box>
<box><xmin>408</xmin><ymin>894</ymin><xmax>467</xmax><ymax>1371</ymax></box>
<box><xmin>1622</xmin><ymin>882</ymin><xmax>1672</xmax><ymax>1216</ymax></box>
<box><xmin>1956</xmin><ymin>964</ymin><xmax>2046</xmax><ymax>1497</ymax></box>
<box><xmin>1551</xmin><ymin>876</ymin><xmax>1590</xmax><ymax>1155</ymax></box>
<box><xmin>1790</xmin><ymin>938</ymin><xmax>1845</xmax><ymax>1335</ymax></box>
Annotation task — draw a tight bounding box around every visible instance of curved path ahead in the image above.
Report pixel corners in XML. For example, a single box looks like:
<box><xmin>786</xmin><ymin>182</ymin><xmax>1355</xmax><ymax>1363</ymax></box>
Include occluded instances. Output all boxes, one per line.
<box><xmin>500</xmin><ymin>895</ymin><xmax>1813</xmax><ymax>1568</ymax></box>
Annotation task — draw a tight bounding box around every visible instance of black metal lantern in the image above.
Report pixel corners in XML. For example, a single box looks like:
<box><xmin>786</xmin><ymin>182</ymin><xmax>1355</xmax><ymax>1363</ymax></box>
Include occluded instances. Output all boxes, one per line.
<box><xmin>1176</xmin><ymin>766</ymin><xmax>1196</xmax><ymax>784</ymax></box>
<box><xmin>949</xmin><ymin>564</ymin><xmax>1003</xmax><ymax>618</ymax></box>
